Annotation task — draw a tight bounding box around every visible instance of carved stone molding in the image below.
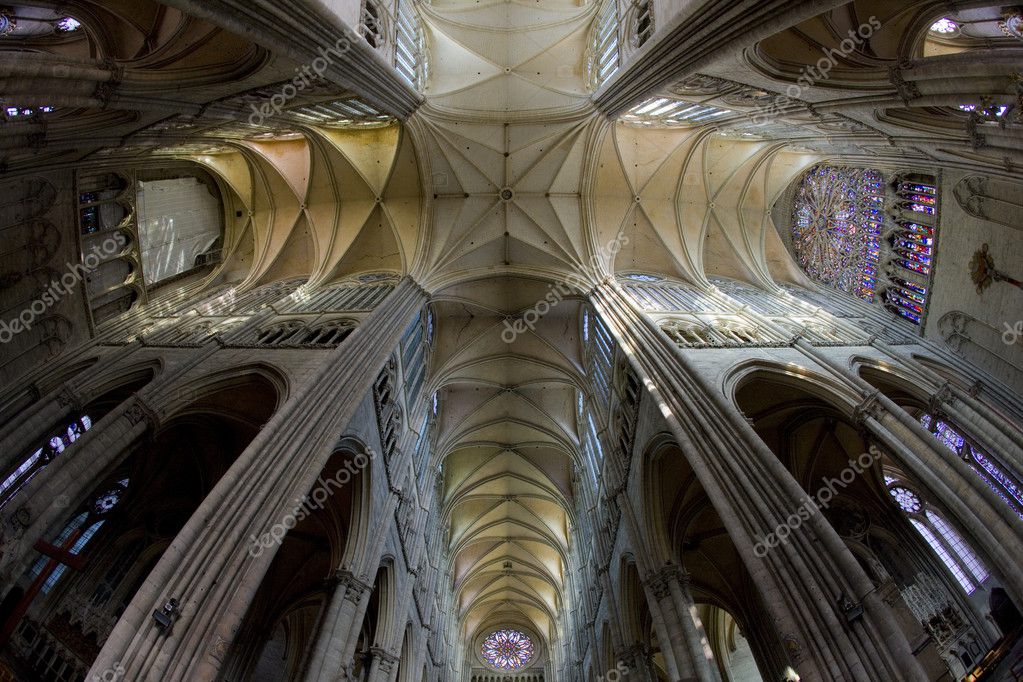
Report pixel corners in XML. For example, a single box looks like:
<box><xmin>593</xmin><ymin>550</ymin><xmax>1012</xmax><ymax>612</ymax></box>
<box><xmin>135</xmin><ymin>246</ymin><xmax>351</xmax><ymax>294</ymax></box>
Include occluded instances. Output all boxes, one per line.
<box><xmin>888</xmin><ymin>66</ymin><xmax>920</xmax><ymax>103</ymax></box>
<box><xmin>968</xmin><ymin>380</ymin><xmax>983</xmax><ymax>398</ymax></box>
<box><xmin>55</xmin><ymin>383</ymin><xmax>82</xmax><ymax>410</ymax></box>
<box><xmin>783</xmin><ymin>633</ymin><xmax>804</xmax><ymax>662</ymax></box>
<box><xmin>928</xmin><ymin>382</ymin><xmax>957</xmax><ymax>416</ymax></box>
<box><xmin>644</xmin><ymin>563</ymin><xmax>691</xmax><ymax>600</ymax></box>
<box><xmin>124</xmin><ymin>395</ymin><xmax>159</xmax><ymax>429</ymax></box>
<box><xmin>853</xmin><ymin>390</ymin><xmax>884</xmax><ymax>428</ymax></box>
<box><xmin>208</xmin><ymin>634</ymin><xmax>229</xmax><ymax>662</ymax></box>
<box><xmin>370</xmin><ymin>647</ymin><xmax>400</xmax><ymax>672</ymax></box>
<box><xmin>332</xmin><ymin>569</ymin><xmax>372</xmax><ymax>603</ymax></box>
<box><xmin>615</xmin><ymin>643</ymin><xmax>651</xmax><ymax>669</ymax></box>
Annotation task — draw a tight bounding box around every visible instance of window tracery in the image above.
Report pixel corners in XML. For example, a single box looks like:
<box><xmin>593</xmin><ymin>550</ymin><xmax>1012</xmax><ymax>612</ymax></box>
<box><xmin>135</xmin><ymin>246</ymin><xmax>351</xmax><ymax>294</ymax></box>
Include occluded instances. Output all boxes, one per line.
<box><xmin>481</xmin><ymin>629</ymin><xmax>534</xmax><ymax>670</ymax></box>
<box><xmin>277</xmin><ymin>282</ymin><xmax>394</xmax><ymax>313</ymax></box>
<box><xmin>401</xmin><ymin>309</ymin><xmax>430</xmax><ymax>405</ymax></box>
<box><xmin>360</xmin><ymin>0</ymin><xmax>386</xmax><ymax>49</ymax></box>
<box><xmin>791</xmin><ymin>165</ymin><xmax>883</xmax><ymax>301</ymax></box>
<box><xmin>920</xmin><ymin>414</ymin><xmax>1023</xmax><ymax>518</ymax></box>
<box><xmin>890</xmin><ymin>486</ymin><xmax>922</xmax><ymax>513</ymax></box>
<box><xmin>0</xmin><ymin>414</ymin><xmax>92</xmax><ymax>509</ymax></box>
<box><xmin>27</xmin><ymin>473</ymin><xmax>127</xmax><ymax>596</ymax></box>
<box><xmin>254</xmin><ymin>319</ymin><xmax>357</xmax><ymax>348</ymax></box>
<box><xmin>626</xmin><ymin>0</ymin><xmax>653</xmax><ymax>49</ymax></box>
<box><xmin>303</xmin><ymin>319</ymin><xmax>357</xmax><ymax>347</ymax></box>
<box><xmin>587</xmin><ymin>0</ymin><xmax>621</xmax><ymax>91</ymax></box>
<box><xmin>660</xmin><ymin>318</ymin><xmax>711</xmax><ymax>347</ymax></box>
<box><xmin>886</xmin><ymin>474</ymin><xmax>991</xmax><ymax>596</ymax></box>
<box><xmin>0</xmin><ymin>8</ymin><xmax>82</xmax><ymax>39</ymax></box>
<box><xmin>394</xmin><ymin>0</ymin><xmax>427</xmax><ymax>90</ymax></box>
<box><xmin>255</xmin><ymin>321</ymin><xmax>306</xmax><ymax>346</ymax></box>
<box><xmin>620</xmin><ymin>279</ymin><xmax>718</xmax><ymax>313</ymax></box>
<box><xmin>2</xmin><ymin>105</ymin><xmax>55</xmax><ymax>121</ymax></box>
<box><xmin>930</xmin><ymin>18</ymin><xmax>959</xmax><ymax>34</ymax></box>
<box><xmin>583</xmin><ymin>309</ymin><xmax>615</xmax><ymax>407</ymax></box>
<box><xmin>621</xmin><ymin>97</ymin><xmax>732</xmax><ymax>127</ymax></box>
<box><xmin>790</xmin><ymin>166</ymin><xmax>937</xmax><ymax>325</ymax></box>
<box><xmin>1002</xmin><ymin>9</ymin><xmax>1023</xmax><ymax>41</ymax></box>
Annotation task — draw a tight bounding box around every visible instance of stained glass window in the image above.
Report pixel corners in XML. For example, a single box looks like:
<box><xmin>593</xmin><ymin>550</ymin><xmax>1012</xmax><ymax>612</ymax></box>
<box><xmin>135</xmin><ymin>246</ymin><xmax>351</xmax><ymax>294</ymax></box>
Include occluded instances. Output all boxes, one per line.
<box><xmin>620</xmin><ymin>273</ymin><xmax>663</xmax><ymax>283</ymax></box>
<box><xmin>888</xmin><ymin>469</ymin><xmax>991</xmax><ymax>595</ymax></box>
<box><xmin>930</xmin><ymin>18</ymin><xmax>959</xmax><ymax>33</ymax></box>
<box><xmin>911</xmin><ymin>519</ymin><xmax>975</xmax><ymax>593</ymax></box>
<box><xmin>56</xmin><ymin>17</ymin><xmax>81</xmax><ymax>32</ymax></box>
<box><xmin>959</xmin><ymin>103</ymin><xmax>1009</xmax><ymax>118</ymax></box>
<box><xmin>27</xmin><ymin>513</ymin><xmax>101</xmax><ymax>594</ymax></box>
<box><xmin>401</xmin><ymin>312</ymin><xmax>428</xmax><ymax>405</ymax></box>
<box><xmin>589</xmin><ymin>0</ymin><xmax>620</xmax><ymax>89</ymax></box>
<box><xmin>890</xmin><ymin>486</ymin><xmax>922</xmax><ymax>513</ymax></box>
<box><xmin>3</xmin><ymin>105</ymin><xmax>55</xmax><ymax>119</ymax></box>
<box><xmin>927</xmin><ymin>511</ymin><xmax>989</xmax><ymax>583</ymax></box>
<box><xmin>791</xmin><ymin>165</ymin><xmax>883</xmax><ymax>301</ymax></box>
<box><xmin>919</xmin><ymin>413</ymin><xmax>1023</xmax><ymax>518</ymax></box>
<box><xmin>791</xmin><ymin>167</ymin><xmax>937</xmax><ymax>326</ymax></box>
<box><xmin>481</xmin><ymin>629</ymin><xmax>534</xmax><ymax>670</ymax></box>
<box><xmin>585</xmin><ymin>311</ymin><xmax>614</xmax><ymax>407</ymax></box>
<box><xmin>0</xmin><ymin>415</ymin><xmax>92</xmax><ymax>508</ymax></box>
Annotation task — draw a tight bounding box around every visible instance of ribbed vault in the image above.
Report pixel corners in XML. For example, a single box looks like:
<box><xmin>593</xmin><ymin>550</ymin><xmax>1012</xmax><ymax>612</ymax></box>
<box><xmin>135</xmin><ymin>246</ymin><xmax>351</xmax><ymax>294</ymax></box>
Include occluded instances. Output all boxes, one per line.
<box><xmin>430</xmin><ymin>276</ymin><xmax>586</xmax><ymax>663</ymax></box>
<box><xmin>180</xmin><ymin>124</ymin><xmax>421</xmax><ymax>289</ymax></box>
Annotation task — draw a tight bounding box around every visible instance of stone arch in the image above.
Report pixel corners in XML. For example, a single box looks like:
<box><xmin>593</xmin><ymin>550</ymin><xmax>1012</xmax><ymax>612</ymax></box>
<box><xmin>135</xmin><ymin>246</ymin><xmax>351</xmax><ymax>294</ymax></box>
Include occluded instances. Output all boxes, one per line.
<box><xmin>157</xmin><ymin>364</ymin><xmax>288</xmax><ymax>423</ymax></box>
<box><xmin>732</xmin><ymin>365</ymin><xmax>1005</xmax><ymax>676</ymax></box>
<box><xmin>953</xmin><ymin>175</ymin><xmax>1023</xmax><ymax>231</ymax></box>
<box><xmin>218</xmin><ymin>438</ymin><xmax>372</xmax><ymax>680</ymax></box>
<box><xmin>2</xmin><ymin>372</ymin><xmax>279</xmax><ymax>679</ymax></box>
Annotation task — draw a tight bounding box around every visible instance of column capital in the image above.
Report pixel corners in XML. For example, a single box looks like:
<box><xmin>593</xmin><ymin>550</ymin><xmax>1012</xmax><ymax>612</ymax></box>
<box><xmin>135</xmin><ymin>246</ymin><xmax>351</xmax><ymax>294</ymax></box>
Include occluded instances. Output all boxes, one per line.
<box><xmin>614</xmin><ymin>642</ymin><xmax>650</xmax><ymax>666</ymax></box>
<box><xmin>370</xmin><ymin>647</ymin><xmax>400</xmax><ymax>672</ymax></box>
<box><xmin>125</xmin><ymin>394</ymin><xmax>160</xmax><ymax>429</ymax></box>
<box><xmin>967</xmin><ymin>379</ymin><xmax>983</xmax><ymax>399</ymax></box>
<box><xmin>853</xmin><ymin>390</ymin><xmax>884</xmax><ymax>428</ymax></box>
<box><xmin>54</xmin><ymin>382</ymin><xmax>83</xmax><ymax>410</ymax></box>
<box><xmin>928</xmin><ymin>382</ymin><xmax>957</xmax><ymax>416</ymax></box>
<box><xmin>888</xmin><ymin>65</ymin><xmax>921</xmax><ymax>103</ymax></box>
<box><xmin>644</xmin><ymin>562</ymin><xmax>690</xmax><ymax>599</ymax></box>
<box><xmin>331</xmin><ymin>569</ymin><xmax>372</xmax><ymax>602</ymax></box>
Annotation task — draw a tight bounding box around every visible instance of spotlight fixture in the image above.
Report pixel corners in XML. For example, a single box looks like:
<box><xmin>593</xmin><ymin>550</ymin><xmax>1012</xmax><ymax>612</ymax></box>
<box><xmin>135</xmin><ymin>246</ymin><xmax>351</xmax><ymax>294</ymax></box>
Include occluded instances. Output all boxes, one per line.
<box><xmin>837</xmin><ymin>593</ymin><xmax>864</xmax><ymax>623</ymax></box>
<box><xmin>152</xmin><ymin>597</ymin><xmax>181</xmax><ymax>634</ymax></box>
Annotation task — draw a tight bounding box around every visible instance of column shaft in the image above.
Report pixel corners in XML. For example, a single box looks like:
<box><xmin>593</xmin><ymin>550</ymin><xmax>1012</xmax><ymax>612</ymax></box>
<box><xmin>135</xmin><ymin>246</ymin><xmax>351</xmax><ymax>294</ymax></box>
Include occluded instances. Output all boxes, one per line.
<box><xmin>590</xmin><ymin>282</ymin><xmax>927</xmax><ymax>682</ymax></box>
<box><xmin>87</xmin><ymin>278</ymin><xmax>427</xmax><ymax>682</ymax></box>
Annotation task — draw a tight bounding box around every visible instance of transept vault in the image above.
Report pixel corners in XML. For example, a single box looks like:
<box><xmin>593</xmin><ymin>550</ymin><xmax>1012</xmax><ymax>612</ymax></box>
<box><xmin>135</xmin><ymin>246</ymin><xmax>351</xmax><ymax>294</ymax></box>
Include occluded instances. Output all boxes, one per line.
<box><xmin>0</xmin><ymin>0</ymin><xmax>1021</xmax><ymax>681</ymax></box>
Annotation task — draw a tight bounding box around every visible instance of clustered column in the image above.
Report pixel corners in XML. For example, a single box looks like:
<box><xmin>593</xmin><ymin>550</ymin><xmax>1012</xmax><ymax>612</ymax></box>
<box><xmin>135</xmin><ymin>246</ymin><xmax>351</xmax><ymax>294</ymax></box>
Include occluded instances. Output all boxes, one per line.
<box><xmin>590</xmin><ymin>279</ymin><xmax>928</xmax><ymax>682</ymax></box>
<box><xmin>645</xmin><ymin>565</ymin><xmax>721</xmax><ymax>682</ymax></box>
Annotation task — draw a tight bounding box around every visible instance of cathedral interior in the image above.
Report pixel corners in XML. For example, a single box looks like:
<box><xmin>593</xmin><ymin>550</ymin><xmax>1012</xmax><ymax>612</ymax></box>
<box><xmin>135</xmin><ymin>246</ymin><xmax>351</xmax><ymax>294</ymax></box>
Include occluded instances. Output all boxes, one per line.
<box><xmin>1</xmin><ymin>0</ymin><xmax>1023</xmax><ymax>680</ymax></box>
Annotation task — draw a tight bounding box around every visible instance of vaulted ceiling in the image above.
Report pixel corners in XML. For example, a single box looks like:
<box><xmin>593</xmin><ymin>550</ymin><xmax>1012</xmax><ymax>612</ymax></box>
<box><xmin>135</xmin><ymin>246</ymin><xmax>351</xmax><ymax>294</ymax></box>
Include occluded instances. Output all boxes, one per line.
<box><xmin>5</xmin><ymin>0</ymin><xmax>1021</xmax><ymax>669</ymax></box>
<box><xmin>430</xmin><ymin>276</ymin><xmax>584</xmax><ymax>653</ymax></box>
